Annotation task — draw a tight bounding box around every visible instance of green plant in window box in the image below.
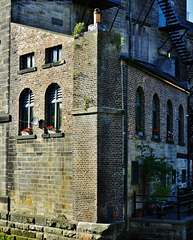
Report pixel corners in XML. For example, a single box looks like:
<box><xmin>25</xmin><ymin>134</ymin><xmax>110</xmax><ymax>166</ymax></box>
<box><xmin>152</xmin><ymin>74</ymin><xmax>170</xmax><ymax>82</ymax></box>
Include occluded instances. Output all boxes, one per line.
<box><xmin>168</xmin><ymin>131</ymin><xmax>174</xmax><ymax>141</ymax></box>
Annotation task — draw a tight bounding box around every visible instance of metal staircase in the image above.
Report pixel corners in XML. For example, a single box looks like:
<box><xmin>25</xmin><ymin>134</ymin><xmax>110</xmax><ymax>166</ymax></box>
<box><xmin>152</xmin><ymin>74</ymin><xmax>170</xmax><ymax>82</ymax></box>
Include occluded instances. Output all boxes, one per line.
<box><xmin>157</xmin><ymin>0</ymin><xmax>193</xmax><ymax>65</ymax></box>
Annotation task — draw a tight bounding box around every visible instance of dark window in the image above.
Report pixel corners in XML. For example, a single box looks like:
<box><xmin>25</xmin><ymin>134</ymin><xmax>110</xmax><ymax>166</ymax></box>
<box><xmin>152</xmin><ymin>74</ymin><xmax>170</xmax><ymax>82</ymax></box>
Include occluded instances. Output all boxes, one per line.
<box><xmin>45</xmin><ymin>45</ymin><xmax>62</xmax><ymax>64</ymax></box>
<box><xmin>136</xmin><ymin>88</ymin><xmax>144</xmax><ymax>134</ymax></box>
<box><xmin>19</xmin><ymin>89</ymin><xmax>34</xmax><ymax>134</ymax></box>
<box><xmin>178</xmin><ymin>105</ymin><xmax>184</xmax><ymax>144</ymax></box>
<box><xmin>152</xmin><ymin>94</ymin><xmax>160</xmax><ymax>138</ymax></box>
<box><xmin>167</xmin><ymin>100</ymin><xmax>173</xmax><ymax>141</ymax></box>
<box><xmin>182</xmin><ymin>170</ymin><xmax>186</xmax><ymax>183</ymax></box>
<box><xmin>131</xmin><ymin>161</ymin><xmax>139</xmax><ymax>185</ymax></box>
<box><xmin>46</xmin><ymin>84</ymin><xmax>62</xmax><ymax>132</ymax></box>
<box><xmin>20</xmin><ymin>53</ymin><xmax>34</xmax><ymax>70</ymax></box>
<box><xmin>172</xmin><ymin>170</ymin><xmax>176</xmax><ymax>184</ymax></box>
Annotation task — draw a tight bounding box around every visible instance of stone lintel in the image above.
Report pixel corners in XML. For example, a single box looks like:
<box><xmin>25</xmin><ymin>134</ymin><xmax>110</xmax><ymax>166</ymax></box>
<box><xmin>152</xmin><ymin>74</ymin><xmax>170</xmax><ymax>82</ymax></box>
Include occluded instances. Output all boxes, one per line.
<box><xmin>71</xmin><ymin>107</ymin><xmax>125</xmax><ymax>116</ymax></box>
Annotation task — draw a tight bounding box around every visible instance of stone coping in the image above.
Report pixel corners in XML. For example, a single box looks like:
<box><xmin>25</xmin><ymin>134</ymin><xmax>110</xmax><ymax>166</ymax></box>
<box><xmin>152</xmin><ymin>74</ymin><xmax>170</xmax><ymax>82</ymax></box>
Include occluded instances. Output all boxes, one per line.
<box><xmin>71</xmin><ymin>107</ymin><xmax>124</xmax><ymax>116</ymax></box>
<box><xmin>16</xmin><ymin>135</ymin><xmax>37</xmax><ymax>140</ymax></box>
<box><xmin>42</xmin><ymin>132</ymin><xmax>65</xmax><ymax>138</ymax></box>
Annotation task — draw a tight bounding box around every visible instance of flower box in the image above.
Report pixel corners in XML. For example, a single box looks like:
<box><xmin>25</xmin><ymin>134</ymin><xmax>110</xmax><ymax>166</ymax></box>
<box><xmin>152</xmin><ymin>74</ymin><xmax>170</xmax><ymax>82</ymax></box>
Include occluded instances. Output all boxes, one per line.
<box><xmin>22</xmin><ymin>131</ymin><xmax>30</xmax><ymax>136</ymax></box>
<box><xmin>48</xmin><ymin>130</ymin><xmax>56</xmax><ymax>134</ymax></box>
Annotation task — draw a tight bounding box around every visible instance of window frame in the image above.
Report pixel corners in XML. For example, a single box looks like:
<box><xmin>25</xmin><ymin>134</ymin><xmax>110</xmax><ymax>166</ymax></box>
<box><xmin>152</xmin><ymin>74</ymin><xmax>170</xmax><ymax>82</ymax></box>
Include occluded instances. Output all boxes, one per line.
<box><xmin>20</xmin><ymin>53</ymin><xmax>34</xmax><ymax>70</ymax></box>
<box><xmin>19</xmin><ymin>89</ymin><xmax>34</xmax><ymax>134</ymax></box>
<box><xmin>166</xmin><ymin>100</ymin><xmax>173</xmax><ymax>142</ymax></box>
<box><xmin>136</xmin><ymin>87</ymin><xmax>144</xmax><ymax>136</ymax></box>
<box><xmin>152</xmin><ymin>94</ymin><xmax>160</xmax><ymax>139</ymax></box>
<box><xmin>46</xmin><ymin>84</ymin><xmax>62</xmax><ymax>132</ymax></box>
<box><xmin>45</xmin><ymin>45</ymin><xmax>62</xmax><ymax>64</ymax></box>
<box><xmin>131</xmin><ymin>161</ymin><xmax>139</xmax><ymax>185</ymax></box>
<box><xmin>178</xmin><ymin>105</ymin><xmax>184</xmax><ymax>144</ymax></box>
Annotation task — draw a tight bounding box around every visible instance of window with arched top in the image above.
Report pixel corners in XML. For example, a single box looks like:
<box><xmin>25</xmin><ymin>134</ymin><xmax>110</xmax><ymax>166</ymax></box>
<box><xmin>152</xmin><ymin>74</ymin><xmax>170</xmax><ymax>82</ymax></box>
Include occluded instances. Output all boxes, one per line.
<box><xmin>152</xmin><ymin>94</ymin><xmax>160</xmax><ymax>138</ymax></box>
<box><xmin>136</xmin><ymin>87</ymin><xmax>144</xmax><ymax>136</ymax></box>
<box><xmin>45</xmin><ymin>84</ymin><xmax>62</xmax><ymax>132</ymax></box>
<box><xmin>19</xmin><ymin>89</ymin><xmax>34</xmax><ymax>134</ymax></box>
<box><xmin>167</xmin><ymin>100</ymin><xmax>173</xmax><ymax>141</ymax></box>
<box><xmin>178</xmin><ymin>105</ymin><xmax>184</xmax><ymax>144</ymax></box>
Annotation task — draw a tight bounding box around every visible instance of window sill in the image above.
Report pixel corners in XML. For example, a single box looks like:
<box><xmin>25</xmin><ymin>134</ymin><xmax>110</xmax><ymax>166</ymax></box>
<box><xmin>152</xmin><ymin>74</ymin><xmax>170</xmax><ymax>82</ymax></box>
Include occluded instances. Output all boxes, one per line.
<box><xmin>42</xmin><ymin>59</ymin><xmax>66</xmax><ymax>69</ymax></box>
<box><xmin>42</xmin><ymin>132</ymin><xmax>64</xmax><ymax>138</ymax></box>
<box><xmin>17</xmin><ymin>67</ymin><xmax>37</xmax><ymax>75</ymax></box>
<box><xmin>178</xmin><ymin>142</ymin><xmax>185</xmax><ymax>147</ymax></box>
<box><xmin>166</xmin><ymin>140</ymin><xmax>174</xmax><ymax>144</ymax></box>
<box><xmin>16</xmin><ymin>134</ymin><xmax>37</xmax><ymax>140</ymax></box>
<box><xmin>151</xmin><ymin>137</ymin><xmax>161</xmax><ymax>142</ymax></box>
<box><xmin>135</xmin><ymin>134</ymin><xmax>146</xmax><ymax>140</ymax></box>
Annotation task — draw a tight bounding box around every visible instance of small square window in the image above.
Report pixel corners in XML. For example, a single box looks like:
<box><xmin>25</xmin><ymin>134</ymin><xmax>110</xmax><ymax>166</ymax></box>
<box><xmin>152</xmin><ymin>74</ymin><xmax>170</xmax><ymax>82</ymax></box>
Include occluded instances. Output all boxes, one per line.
<box><xmin>45</xmin><ymin>45</ymin><xmax>62</xmax><ymax>64</ymax></box>
<box><xmin>20</xmin><ymin>53</ymin><xmax>34</xmax><ymax>70</ymax></box>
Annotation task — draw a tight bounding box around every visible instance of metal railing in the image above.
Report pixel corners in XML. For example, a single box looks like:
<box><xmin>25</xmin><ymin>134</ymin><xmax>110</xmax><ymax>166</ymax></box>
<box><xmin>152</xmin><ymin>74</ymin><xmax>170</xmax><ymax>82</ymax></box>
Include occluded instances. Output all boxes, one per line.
<box><xmin>133</xmin><ymin>188</ymin><xmax>193</xmax><ymax>220</ymax></box>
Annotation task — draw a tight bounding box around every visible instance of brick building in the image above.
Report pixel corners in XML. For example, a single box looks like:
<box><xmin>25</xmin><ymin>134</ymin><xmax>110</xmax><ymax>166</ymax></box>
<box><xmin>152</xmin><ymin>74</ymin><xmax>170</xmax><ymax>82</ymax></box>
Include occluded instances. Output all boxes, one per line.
<box><xmin>0</xmin><ymin>0</ymin><xmax>193</xmax><ymax>239</ymax></box>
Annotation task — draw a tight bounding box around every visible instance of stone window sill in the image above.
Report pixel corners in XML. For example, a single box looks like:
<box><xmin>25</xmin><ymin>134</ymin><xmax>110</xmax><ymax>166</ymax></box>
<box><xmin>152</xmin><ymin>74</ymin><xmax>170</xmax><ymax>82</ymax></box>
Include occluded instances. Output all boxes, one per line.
<box><xmin>17</xmin><ymin>67</ymin><xmax>37</xmax><ymax>75</ymax></box>
<box><xmin>178</xmin><ymin>142</ymin><xmax>185</xmax><ymax>147</ymax></box>
<box><xmin>135</xmin><ymin>134</ymin><xmax>146</xmax><ymax>140</ymax></box>
<box><xmin>16</xmin><ymin>134</ymin><xmax>37</xmax><ymax>140</ymax></box>
<box><xmin>151</xmin><ymin>137</ymin><xmax>161</xmax><ymax>142</ymax></box>
<box><xmin>42</xmin><ymin>132</ymin><xmax>64</xmax><ymax>139</ymax></box>
<box><xmin>166</xmin><ymin>140</ymin><xmax>174</xmax><ymax>144</ymax></box>
<box><xmin>42</xmin><ymin>59</ymin><xmax>66</xmax><ymax>69</ymax></box>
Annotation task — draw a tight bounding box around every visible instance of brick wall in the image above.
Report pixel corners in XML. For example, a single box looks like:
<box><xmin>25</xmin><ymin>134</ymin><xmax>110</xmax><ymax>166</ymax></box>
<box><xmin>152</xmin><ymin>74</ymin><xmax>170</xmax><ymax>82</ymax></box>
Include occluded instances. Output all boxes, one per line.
<box><xmin>8</xmin><ymin>23</ymin><xmax>74</xmax><ymax>218</ymax></box>
<box><xmin>72</xmin><ymin>30</ymin><xmax>124</xmax><ymax>223</ymax></box>
<box><xmin>124</xmin><ymin>63</ymin><xmax>188</xmax><ymax>217</ymax></box>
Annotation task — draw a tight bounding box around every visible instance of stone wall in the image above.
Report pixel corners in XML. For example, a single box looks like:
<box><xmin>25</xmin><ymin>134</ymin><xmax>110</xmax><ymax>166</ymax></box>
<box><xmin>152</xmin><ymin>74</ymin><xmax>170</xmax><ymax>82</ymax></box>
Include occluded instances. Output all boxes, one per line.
<box><xmin>0</xmin><ymin>0</ymin><xmax>11</xmax><ymax>212</ymax></box>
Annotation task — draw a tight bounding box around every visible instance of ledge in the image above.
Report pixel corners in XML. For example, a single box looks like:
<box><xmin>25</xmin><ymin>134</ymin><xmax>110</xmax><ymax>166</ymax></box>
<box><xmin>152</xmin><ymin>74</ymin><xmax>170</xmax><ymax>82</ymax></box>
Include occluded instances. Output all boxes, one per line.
<box><xmin>151</xmin><ymin>137</ymin><xmax>161</xmax><ymax>142</ymax></box>
<box><xmin>0</xmin><ymin>115</ymin><xmax>11</xmax><ymax>123</ymax></box>
<box><xmin>42</xmin><ymin>132</ymin><xmax>64</xmax><ymax>139</ymax></box>
<box><xmin>17</xmin><ymin>67</ymin><xmax>37</xmax><ymax>75</ymax></box>
<box><xmin>71</xmin><ymin>107</ymin><xmax>124</xmax><ymax>116</ymax></box>
<box><xmin>166</xmin><ymin>140</ymin><xmax>174</xmax><ymax>144</ymax></box>
<box><xmin>16</xmin><ymin>134</ymin><xmax>37</xmax><ymax>140</ymax></box>
<box><xmin>42</xmin><ymin>59</ymin><xmax>66</xmax><ymax>69</ymax></box>
<box><xmin>178</xmin><ymin>142</ymin><xmax>185</xmax><ymax>147</ymax></box>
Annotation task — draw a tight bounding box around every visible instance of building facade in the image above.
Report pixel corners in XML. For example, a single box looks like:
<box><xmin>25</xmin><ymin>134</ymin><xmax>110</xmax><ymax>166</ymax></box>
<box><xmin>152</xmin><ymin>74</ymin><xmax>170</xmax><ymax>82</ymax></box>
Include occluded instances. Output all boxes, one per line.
<box><xmin>0</xmin><ymin>0</ymin><xmax>193</xmax><ymax>239</ymax></box>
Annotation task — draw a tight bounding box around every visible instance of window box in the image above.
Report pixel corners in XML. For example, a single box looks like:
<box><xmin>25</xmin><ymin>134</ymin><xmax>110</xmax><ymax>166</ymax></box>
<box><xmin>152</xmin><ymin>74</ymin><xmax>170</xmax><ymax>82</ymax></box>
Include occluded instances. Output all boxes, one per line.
<box><xmin>42</xmin><ymin>132</ymin><xmax>64</xmax><ymax>139</ymax></box>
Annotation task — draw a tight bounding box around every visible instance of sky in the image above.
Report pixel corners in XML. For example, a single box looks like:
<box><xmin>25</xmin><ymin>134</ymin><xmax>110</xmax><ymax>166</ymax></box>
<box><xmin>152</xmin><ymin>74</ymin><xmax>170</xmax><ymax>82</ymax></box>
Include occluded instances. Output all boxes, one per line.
<box><xmin>187</xmin><ymin>0</ymin><xmax>193</xmax><ymax>22</ymax></box>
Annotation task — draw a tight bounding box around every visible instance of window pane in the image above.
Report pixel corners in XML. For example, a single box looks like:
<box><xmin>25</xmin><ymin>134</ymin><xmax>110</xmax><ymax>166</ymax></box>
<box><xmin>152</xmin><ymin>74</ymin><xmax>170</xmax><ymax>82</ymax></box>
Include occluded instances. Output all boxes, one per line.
<box><xmin>57</xmin><ymin>102</ymin><xmax>62</xmax><ymax>131</ymax></box>
<box><xmin>131</xmin><ymin>161</ymin><xmax>139</xmax><ymax>185</ymax></box>
<box><xmin>53</xmin><ymin>49</ymin><xmax>57</xmax><ymax>63</ymax></box>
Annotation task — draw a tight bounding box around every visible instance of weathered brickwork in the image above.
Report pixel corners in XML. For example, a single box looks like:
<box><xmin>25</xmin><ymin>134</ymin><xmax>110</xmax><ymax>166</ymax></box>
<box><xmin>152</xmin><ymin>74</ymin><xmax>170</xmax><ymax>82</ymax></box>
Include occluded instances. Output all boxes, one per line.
<box><xmin>124</xmin><ymin>63</ymin><xmax>188</xmax><ymax>217</ymax></box>
<box><xmin>8</xmin><ymin>23</ymin><xmax>74</xmax><ymax>218</ymax></box>
<box><xmin>72</xmin><ymin>31</ymin><xmax>124</xmax><ymax>223</ymax></box>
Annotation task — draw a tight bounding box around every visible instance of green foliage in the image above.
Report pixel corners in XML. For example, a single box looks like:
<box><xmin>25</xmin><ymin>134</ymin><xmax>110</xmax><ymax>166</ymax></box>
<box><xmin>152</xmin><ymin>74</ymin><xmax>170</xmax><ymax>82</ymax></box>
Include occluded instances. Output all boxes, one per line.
<box><xmin>83</xmin><ymin>96</ymin><xmax>89</xmax><ymax>110</ymax></box>
<box><xmin>72</xmin><ymin>70</ymin><xmax>77</xmax><ymax>80</ymax></box>
<box><xmin>152</xmin><ymin>182</ymin><xmax>172</xmax><ymax>204</ymax></box>
<box><xmin>137</xmin><ymin>143</ymin><xmax>173</xmax><ymax>182</ymax></box>
<box><xmin>72</xmin><ymin>22</ymin><xmax>85</xmax><ymax>38</ymax></box>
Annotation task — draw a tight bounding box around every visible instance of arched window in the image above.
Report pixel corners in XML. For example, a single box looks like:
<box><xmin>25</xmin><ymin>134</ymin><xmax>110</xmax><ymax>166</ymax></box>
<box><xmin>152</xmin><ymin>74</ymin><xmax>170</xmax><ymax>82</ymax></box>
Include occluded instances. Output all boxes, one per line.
<box><xmin>136</xmin><ymin>87</ymin><xmax>144</xmax><ymax>135</ymax></box>
<box><xmin>167</xmin><ymin>100</ymin><xmax>173</xmax><ymax>141</ymax></box>
<box><xmin>178</xmin><ymin>105</ymin><xmax>184</xmax><ymax>144</ymax></box>
<box><xmin>152</xmin><ymin>94</ymin><xmax>160</xmax><ymax>138</ymax></box>
<box><xmin>46</xmin><ymin>84</ymin><xmax>62</xmax><ymax>132</ymax></box>
<box><xmin>19</xmin><ymin>89</ymin><xmax>34</xmax><ymax>134</ymax></box>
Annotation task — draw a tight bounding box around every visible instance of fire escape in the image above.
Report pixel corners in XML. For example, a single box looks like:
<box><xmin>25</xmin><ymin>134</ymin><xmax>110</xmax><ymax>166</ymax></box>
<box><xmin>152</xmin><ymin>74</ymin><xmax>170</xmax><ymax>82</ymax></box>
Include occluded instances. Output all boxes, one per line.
<box><xmin>157</xmin><ymin>0</ymin><xmax>193</xmax><ymax>65</ymax></box>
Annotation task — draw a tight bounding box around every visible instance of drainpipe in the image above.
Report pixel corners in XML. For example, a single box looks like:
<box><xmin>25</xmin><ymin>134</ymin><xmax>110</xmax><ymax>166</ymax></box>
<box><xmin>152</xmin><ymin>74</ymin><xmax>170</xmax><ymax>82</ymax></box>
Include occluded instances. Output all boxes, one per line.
<box><xmin>123</xmin><ymin>0</ymin><xmax>132</xmax><ymax>227</ymax></box>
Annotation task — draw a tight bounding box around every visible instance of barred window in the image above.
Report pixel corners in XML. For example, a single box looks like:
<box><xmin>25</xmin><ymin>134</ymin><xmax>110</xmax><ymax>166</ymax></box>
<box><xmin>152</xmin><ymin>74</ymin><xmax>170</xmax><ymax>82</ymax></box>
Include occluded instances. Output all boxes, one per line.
<box><xmin>152</xmin><ymin>94</ymin><xmax>160</xmax><ymax>138</ymax></box>
<box><xmin>167</xmin><ymin>100</ymin><xmax>173</xmax><ymax>141</ymax></box>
